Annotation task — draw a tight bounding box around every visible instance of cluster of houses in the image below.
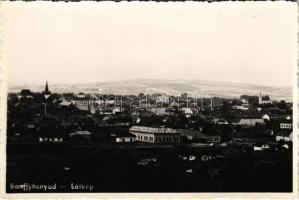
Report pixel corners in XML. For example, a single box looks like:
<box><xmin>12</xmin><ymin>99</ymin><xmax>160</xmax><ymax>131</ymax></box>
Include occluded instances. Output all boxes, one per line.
<box><xmin>7</xmin><ymin>82</ymin><xmax>293</xmax><ymax>151</ymax></box>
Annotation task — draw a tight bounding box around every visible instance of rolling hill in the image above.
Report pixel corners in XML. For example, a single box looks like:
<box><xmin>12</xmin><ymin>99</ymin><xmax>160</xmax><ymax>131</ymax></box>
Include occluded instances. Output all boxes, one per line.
<box><xmin>9</xmin><ymin>79</ymin><xmax>292</xmax><ymax>101</ymax></box>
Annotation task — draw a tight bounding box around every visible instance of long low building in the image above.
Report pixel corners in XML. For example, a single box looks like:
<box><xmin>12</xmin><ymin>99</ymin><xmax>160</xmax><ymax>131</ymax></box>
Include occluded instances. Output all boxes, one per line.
<box><xmin>129</xmin><ymin>126</ymin><xmax>181</xmax><ymax>143</ymax></box>
<box><xmin>177</xmin><ymin>129</ymin><xmax>221</xmax><ymax>143</ymax></box>
<box><xmin>233</xmin><ymin>118</ymin><xmax>265</xmax><ymax>127</ymax></box>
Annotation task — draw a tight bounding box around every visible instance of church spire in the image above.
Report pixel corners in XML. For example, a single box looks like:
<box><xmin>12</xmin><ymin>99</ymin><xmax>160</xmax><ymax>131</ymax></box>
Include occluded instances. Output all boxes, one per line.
<box><xmin>44</xmin><ymin>80</ymin><xmax>51</xmax><ymax>94</ymax></box>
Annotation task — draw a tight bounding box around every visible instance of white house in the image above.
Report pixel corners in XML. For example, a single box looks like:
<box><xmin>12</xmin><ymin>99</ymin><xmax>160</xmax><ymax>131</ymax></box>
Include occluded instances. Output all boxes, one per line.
<box><xmin>254</xmin><ymin>144</ymin><xmax>270</xmax><ymax>151</ymax></box>
<box><xmin>182</xmin><ymin>108</ymin><xmax>193</xmax><ymax>118</ymax></box>
<box><xmin>156</xmin><ymin>95</ymin><xmax>170</xmax><ymax>104</ymax></box>
<box><xmin>241</xmin><ymin>98</ymin><xmax>249</xmax><ymax>104</ymax></box>
<box><xmin>39</xmin><ymin>137</ymin><xmax>63</xmax><ymax>143</ymax></box>
<box><xmin>232</xmin><ymin>105</ymin><xmax>249</xmax><ymax>111</ymax></box>
<box><xmin>69</xmin><ymin>130</ymin><xmax>92</xmax><ymax>139</ymax></box>
<box><xmin>60</xmin><ymin>100</ymin><xmax>73</xmax><ymax>106</ymax></box>
<box><xmin>112</xmin><ymin>107</ymin><xmax>123</xmax><ymax>114</ymax></box>
<box><xmin>212</xmin><ymin>118</ymin><xmax>229</xmax><ymax>125</ymax></box>
<box><xmin>280</xmin><ymin>123</ymin><xmax>292</xmax><ymax>129</ymax></box>
<box><xmin>111</xmin><ymin>133</ymin><xmax>136</xmax><ymax>143</ymax></box>
<box><xmin>233</xmin><ymin>118</ymin><xmax>265</xmax><ymax>127</ymax></box>
<box><xmin>276</xmin><ymin>133</ymin><xmax>292</xmax><ymax>142</ymax></box>
<box><xmin>262</xmin><ymin>114</ymin><xmax>270</xmax><ymax>121</ymax></box>
<box><xmin>282</xmin><ymin>144</ymin><xmax>290</xmax><ymax>149</ymax></box>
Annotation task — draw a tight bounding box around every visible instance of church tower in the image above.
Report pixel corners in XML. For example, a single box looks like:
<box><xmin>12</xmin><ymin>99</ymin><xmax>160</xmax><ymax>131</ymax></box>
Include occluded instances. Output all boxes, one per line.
<box><xmin>44</xmin><ymin>80</ymin><xmax>51</xmax><ymax>95</ymax></box>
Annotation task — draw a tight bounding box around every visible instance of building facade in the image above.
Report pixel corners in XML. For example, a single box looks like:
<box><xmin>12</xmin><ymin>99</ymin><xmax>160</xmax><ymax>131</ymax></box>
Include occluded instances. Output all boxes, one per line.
<box><xmin>129</xmin><ymin>126</ymin><xmax>181</xmax><ymax>143</ymax></box>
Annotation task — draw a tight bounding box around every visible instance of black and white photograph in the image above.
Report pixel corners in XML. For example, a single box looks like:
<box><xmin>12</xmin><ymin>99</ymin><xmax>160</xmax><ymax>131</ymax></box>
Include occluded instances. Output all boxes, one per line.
<box><xmin>0</xmin><ymin>1</ymin><xmax>298</xmax><ymax>196</ymax></box>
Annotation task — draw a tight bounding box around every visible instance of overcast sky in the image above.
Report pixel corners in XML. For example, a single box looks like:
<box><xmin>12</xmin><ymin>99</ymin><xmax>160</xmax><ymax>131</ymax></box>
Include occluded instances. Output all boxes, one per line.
<box><xmin>2</xmin><ymin>2</ymin><xmax>297</xmax><ymax>87</ymax></box>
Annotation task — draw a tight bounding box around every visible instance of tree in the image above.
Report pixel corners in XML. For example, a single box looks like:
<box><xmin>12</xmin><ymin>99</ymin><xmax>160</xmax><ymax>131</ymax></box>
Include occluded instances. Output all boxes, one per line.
<box><xmin>138</xmin><ymin>93</ymin><xmax>145</xmax><ymax>98</ymax></box>
<box><xmin>262</xmin><ymin>95</ymin><xmax>270</xmax><ymax>101</ymax></box>
<box><xmin>277</xmin><ymin>100</ymin><xmax>287</xmax><ymax>109</ymax></box>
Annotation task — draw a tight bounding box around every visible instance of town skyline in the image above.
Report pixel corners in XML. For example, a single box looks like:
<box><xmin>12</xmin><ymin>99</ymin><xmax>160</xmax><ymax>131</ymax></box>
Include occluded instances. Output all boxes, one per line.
<box><xmin>8</xmin><ymin>78</ymin><xmax>293</xmax><ymax>101</ymax></box>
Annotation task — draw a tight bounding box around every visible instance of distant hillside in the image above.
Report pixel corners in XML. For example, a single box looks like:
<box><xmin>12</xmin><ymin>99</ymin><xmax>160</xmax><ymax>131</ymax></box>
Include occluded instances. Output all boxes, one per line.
<box><xmin>9</xmin><ymin>79</ymin><xmax>292</xmax><ymax>101</ymax></box>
